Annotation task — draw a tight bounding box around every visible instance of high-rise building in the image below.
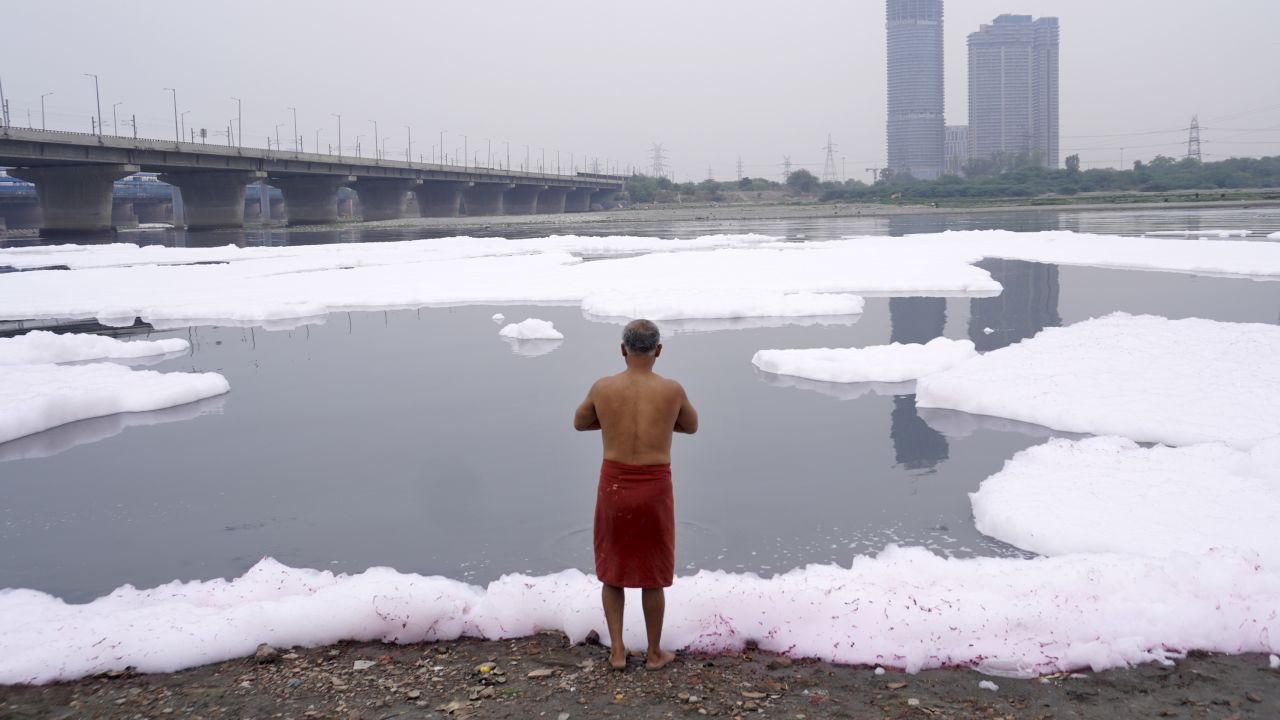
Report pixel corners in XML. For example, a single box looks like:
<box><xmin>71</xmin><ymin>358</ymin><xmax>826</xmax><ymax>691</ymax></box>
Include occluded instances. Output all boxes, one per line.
<box><xmin>944</xmin><ymin>125</ymin><xmax>969</xmax><ymax>175</ymax></box>
<box><xmin>886</xmin><ymin>0</ymin><xmax>945</xmax><ymax>181</ymax></box>
<box><xmin>967</xmin><ymin>15</ymin><xmax>1060</xmax><ymax>169</ymax></box>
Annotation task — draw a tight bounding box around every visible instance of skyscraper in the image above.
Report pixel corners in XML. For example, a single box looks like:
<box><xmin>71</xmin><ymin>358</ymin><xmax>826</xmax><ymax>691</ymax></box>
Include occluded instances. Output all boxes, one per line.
<box><xmin>886</xmin><ymin>0</ymin><xmax>945</xmax><ymax>181</ymax></box>
<box><xmin>967</xmin><ymin>15</ymin><xmax>1060</xmax><ymax>169</ymax></box>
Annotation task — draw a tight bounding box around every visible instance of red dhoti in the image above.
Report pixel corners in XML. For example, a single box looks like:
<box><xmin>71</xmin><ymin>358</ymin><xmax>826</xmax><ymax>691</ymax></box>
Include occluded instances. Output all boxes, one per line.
<box><xmin>593</xmin><ymin>459</ymin><xmax>675</xmax><ymax>588</ymax></box>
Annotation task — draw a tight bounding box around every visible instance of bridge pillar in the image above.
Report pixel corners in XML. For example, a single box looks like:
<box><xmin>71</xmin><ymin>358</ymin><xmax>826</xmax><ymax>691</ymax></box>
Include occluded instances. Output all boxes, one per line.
<box><xmin>536</xmin><ymin>186</ymin><xmax>570</xmax><ymax>214</ymax></box>
<box><xmin>159</xmin><ymin>171</ymin><xmax>265</xmax><ymax>230</ymax></box>
<box><xmin>350</xmin><ymin>178</ymin><xmax>420</xmax><ymax>221</ymax></box>
<box><xmin>272</xmin><ymin>175</ymin><xmax>355</xmax><ymax>226</ymax></box>
<box><xmin>565</xmin><ymin>187</ymin><xmax>593</xmax><ymax>213</ymax></box>
<box><xmin>134</xmin><ymin>201</ymin><xmax>170</xmax><ymax>224</ymax></box>
<box><xmin>414</xmin><ymin>181</ymin><xmax>472</xmax><ymax>217</ymax></box>
<box><xmin>463</xmin><ymin>182</ymin><xmax>514</xmax><ymax>216</ymax></box>
<box><xmin>504</xmin><ymin>184</ymin><xmax>546</xmax><ymax>215</ymax></box>
<box><xmin>591</xmin><ymin>189</ymin><xmax>618</xmax><ymax>210</ymax></box>
<box><xmin>9</xmin><ymin>164</ymin><xmax>140</xmax><ymax>236</ymax></box>
<box><xmin>111</xmin><ymin>200</ymin><xmax>138</xmax><ymax>229</ymax></box>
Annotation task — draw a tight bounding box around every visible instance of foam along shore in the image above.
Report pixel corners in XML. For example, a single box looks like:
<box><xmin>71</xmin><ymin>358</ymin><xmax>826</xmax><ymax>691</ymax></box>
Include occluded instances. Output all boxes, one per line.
<box><xmin>752</xmin><ymin>337</ymin><xmax>976</xmax><ymax>384</ymax></box>
<box><xmin>0</xmin><ymin>330</ymin><xmax>189</xmax><ymax>365</ymax></box>
<box><xmin>971</xmin><ymin>436</ymin><xmax>1280</xmax><ymax>563</ymax></box>
<box><xmin>2</xmin><ymin>548</ymin><xmax>1277</xmax><ymax>685</ymax></box>
<box><xmin>915</xmin><ymin>313</ymin><xmax>1280</xmax><ymax>450</ymax></box>
<box><xmin>0</xmin><ymin>363</ymin><xmax>230</xmax><ymax>445</ymax></box>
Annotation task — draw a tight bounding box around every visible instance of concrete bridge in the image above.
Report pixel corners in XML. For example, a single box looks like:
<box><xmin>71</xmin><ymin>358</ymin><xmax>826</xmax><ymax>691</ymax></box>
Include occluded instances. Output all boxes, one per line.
<box><xmin>0</xmin><ymin>127</ymin><xmax>625</xmax><ymax>235</ymax></box>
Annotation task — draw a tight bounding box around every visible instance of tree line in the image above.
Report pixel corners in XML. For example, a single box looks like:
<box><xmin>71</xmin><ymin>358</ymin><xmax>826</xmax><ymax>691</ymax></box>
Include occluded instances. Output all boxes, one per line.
<box><xmin>624</xmin><ymin>154</ymin><xmax>1280</xmax><ymax>204</ymax></box>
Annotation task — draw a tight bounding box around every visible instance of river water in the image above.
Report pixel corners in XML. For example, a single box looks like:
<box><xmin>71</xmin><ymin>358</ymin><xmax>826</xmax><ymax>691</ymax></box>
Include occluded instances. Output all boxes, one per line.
<box><xmin>3</xmin><ymin>206</ymin><xmax>1280</xmax><ymax>602</ymax></box>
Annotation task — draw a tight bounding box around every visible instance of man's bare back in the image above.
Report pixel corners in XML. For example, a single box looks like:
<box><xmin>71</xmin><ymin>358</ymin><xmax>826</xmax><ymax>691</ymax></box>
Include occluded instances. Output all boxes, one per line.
<box><xmin>575</xmin><ymin>369</ymin><xmax>698</xmax><ymax>465</ymax></box>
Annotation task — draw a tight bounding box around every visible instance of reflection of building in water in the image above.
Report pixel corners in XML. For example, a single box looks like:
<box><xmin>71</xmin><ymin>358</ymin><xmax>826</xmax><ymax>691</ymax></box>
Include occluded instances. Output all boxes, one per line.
<box><xmin>891</xmin><ymin>395</ymin><xmax>949</xmax><ymax>470</ymax></box>
<box><xmin>969</xmin><ymin>258</ymin><xmax>1061</xmax><ymax>351</ymax></box>
<box><xmin>890</xmin><ymin>297</ymin><xmax>947</xmax><ymax>345</ymax></box>
<box><xmin>888</xmin><ymin>292</ymin><xmax>950</xmax><ymax>471</ymax></box>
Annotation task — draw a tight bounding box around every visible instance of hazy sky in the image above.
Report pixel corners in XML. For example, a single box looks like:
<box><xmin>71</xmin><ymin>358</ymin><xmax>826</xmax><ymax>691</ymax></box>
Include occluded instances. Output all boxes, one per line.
<box><xmin>4</xmin><ymin>1</ymin><xmax>1279</xmax><ymax>181</ymax></box>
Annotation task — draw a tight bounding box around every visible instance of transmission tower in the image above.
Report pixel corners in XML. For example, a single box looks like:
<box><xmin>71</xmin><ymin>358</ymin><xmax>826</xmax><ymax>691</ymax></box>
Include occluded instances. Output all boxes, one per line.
<box><xmin>821</xmin><ymin>134</ymin><xmax>840</xmax><ymax>182</ymax></box>
<box><xmin>1186</xmin><ymin>115</ymin><xmax>1202</xmax><ymax>162</ymax></box>
<box><xmin>781</xmin><ymin>156</ymin><xmax>792</xmax><ymax>182</ymax></box>
<box><xmin>736</xmin><ymin>156</ymin><xmax>744</xmax><ymax>181</ymax></box>
<box><xmin>649</xmin><ymin>142</ymin><xmax>668</xmax><ymax>178</ymax></box>
<box><xmin>706</xmin><ymin>165</ymin><xmax>714</xmax><ymax>181</ymax></box>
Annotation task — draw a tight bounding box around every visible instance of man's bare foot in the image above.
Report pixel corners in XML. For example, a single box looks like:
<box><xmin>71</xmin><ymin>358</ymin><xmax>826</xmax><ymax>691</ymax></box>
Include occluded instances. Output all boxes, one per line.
<box><xmin>645</xmin><ymin>649</ymin><xmax>677</xmax><ymax>671</ymax></box>
<box><xmin>609</xmin><ymin>647</ymin><xmax>627</xmax><ymax>671</ymax></box>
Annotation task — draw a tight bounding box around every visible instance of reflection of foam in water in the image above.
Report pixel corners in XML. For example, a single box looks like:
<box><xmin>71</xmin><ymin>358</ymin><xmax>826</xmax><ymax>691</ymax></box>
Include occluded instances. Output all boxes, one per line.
<box><xmin>502</xmin><ymin>337</ymin><xmax>563</xmax><ymax>357</ymax></box>
<box><xmin>755</xmin><ymin>368</ymin><xmax>914</xmax><ymax>401</ymax></box>
<box><xmin>918</xmin><ymin>406</ymin><xmax>1083</xmax><ymax>440</ymax></box>
<box><xmin>0</xmin><ymin>394</ymin><xmax>227</xmax><ymax>463</ymax></box>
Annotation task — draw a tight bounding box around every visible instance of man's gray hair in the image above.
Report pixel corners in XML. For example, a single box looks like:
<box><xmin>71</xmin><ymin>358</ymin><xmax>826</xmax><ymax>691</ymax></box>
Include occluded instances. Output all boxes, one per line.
<box><xmin>622</xmin><ymin>319</ymin><xmax>661</xmax><ymax>355</ymax></box>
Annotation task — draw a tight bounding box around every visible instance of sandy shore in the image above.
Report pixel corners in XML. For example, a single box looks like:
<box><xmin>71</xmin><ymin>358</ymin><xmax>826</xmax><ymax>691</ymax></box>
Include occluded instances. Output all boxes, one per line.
<box><xmin>3</xmin><ymin>633</ymin><xmax>1277</xmax><ymax>719</ymax></box>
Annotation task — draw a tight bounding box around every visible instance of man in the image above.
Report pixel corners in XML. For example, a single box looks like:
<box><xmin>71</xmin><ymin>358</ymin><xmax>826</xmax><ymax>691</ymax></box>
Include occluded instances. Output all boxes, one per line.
<box><xmin>574</xmin><ymin>319</ymin><xmax>699</xmax><ymax>671</ymax></box>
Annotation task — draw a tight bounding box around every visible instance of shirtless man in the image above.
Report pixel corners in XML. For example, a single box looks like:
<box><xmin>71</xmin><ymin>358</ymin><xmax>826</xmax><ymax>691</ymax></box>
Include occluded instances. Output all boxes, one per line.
<box><xmin>574</xmin><ymin>319</ymin><xmax>699</xmax><ymax>671</ymax></box>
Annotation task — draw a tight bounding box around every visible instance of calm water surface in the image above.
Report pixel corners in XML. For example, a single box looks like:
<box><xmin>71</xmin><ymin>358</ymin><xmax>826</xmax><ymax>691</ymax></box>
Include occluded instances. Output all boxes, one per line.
<box><xmin>3</xmin><ymin>207</ymin><xmax>1279</xmax><ymax>601</ymax></box>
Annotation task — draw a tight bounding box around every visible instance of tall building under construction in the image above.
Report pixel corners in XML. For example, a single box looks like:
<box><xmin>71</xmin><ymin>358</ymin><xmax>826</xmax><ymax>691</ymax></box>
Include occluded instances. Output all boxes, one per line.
<box><xmin>885</xmin><ymin>0</ymin><xmax>946</xmax><ymax>181</ymax></box>
<box><xmin>967</xmin><ymin>15</ymin><xmax>1060</xmax><ymax>168</ymax></box>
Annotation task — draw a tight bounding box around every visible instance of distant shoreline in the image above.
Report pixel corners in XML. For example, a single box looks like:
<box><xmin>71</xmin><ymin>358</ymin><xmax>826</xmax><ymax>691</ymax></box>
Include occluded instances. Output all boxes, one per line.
<box><xmin>4</xmin><ymin>196</ymin><xmax>1279</xmax><ymax>240</ymax></box>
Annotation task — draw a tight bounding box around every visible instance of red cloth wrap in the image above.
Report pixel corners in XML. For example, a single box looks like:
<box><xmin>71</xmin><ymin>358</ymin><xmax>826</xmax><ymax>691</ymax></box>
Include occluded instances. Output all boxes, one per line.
<box><xmin>593</xmin><ymin>459</ymin><xmax>675</xmax><ymax>588</ymax></box>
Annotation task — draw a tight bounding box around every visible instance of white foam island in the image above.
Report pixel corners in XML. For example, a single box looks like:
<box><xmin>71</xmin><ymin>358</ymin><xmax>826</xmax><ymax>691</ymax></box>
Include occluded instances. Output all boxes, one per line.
<box><xmin>972</xmin><ymin>436</ymin><xmax>1280</xmax><ymax>561</ymax></box>
<box><xmin>583</xmin><ymin>289</ymin><xmax>865</xmax><ymax>321</ymax></box>
<box><xmin>490</xmin><ymin>312</ymin><xmax>505</xmax><ymax>323</ymax></box>
<box><xmin>0</xmin><ymin>363</ymin><xmax>230</xmax><ymax>445</ymax></box>
<box><xmin>916</xmin><ymin>313</ymin><xmax>1280</xmax><ymax>449</ymax></box>
<box><xmin>1269</xmin><ymin>231</ymin><xmax>1280</xmax><ymax>240</ymax></box>
<box><xmin>6</xmin><ymin>230</ymin><xmax>1279</xmax><ymax>330</ymax></box>
<box><xmin>0</xmin><ymin>330</ymin><xmax>189</xmax><ymax>366</ymax></box>
<box><xmin>753</xmin><ymin>337</ymin><xmax>977</xmax><ymax>384</ymax></box>
<box><xmin>498</xmin><ymin>318</ymin><xmax>564</xmax><ymax>340</ymax></box>
<box><xmin>2</xmin><ymin>548</ymin><xmax>1276</xmax><ymax>684</ymax></box>
<box><xmin>1145</xmin><ymin>229</ymin><xmax>1250</xmax><ymax>238</ymax></box>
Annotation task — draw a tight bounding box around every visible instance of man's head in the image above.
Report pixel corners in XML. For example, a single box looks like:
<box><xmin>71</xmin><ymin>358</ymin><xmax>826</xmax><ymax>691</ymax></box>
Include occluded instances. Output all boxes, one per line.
<box><xmin>622</xmin><ymin>319</ymin><xmax>662</xmax><ymax>361</ymax></box>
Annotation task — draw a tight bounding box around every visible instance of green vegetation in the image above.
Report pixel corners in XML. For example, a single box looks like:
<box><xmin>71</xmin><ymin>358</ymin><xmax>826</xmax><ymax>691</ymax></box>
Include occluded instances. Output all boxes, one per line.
<box><xmin>624</xmin><ymin>155</ymin><xmax>1280</xmax><ymax>206</ymax></box>
<box><xmin>822</xmin><ymin>154</ymin><xmax>1280</xmax><ymax>204</ymax></box>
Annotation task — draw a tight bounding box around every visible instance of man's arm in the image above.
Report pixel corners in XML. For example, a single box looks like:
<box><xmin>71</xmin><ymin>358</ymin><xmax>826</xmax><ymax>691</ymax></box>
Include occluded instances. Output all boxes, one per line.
<box><xmin>673</xmin><ymin>383</ymin><xmax>698</xmax><ymax>434</ymax></box>
<box><xmin>574</xmin><ymin>383</ymin><xmax>601</xmax><ymax>431</ymax></box>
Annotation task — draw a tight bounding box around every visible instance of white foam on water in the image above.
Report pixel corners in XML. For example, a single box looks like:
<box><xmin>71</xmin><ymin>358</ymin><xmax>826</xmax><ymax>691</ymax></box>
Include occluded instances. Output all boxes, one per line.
<box><xmin>752</xmin><ymin>337</ymin><xmax>977</xmax><ymax>384</ymax></box>
<box><xmin>2</xmin><ymin>548</ymin><xmax>1276</xmax><ymax>684</ymax></box>
<box><xmin>0</xmin><ymin>363</ymin><xmax>230</xmax><ymax>445</ymax></box>
<box><xmin>817</xmin><ymin>230</ymin><xmax>1280</xmax><ymax>280</ymax></box>
<box><xmin>498</xmin><ymin>318</ymin><xmax>563</xmax><ymax>340</ymax></box>
<box><xmin>1145</xmin><ymin>229</ymin><xmax>1250</xmax><ymax>238</ymax></box>
<box><xmin>491</xmin><ymin>313</ymin><xmax>505</xmax><ymax>324</ymax></box>
<box><xmin>0</xmin><ymin>394</ymin><xmax>227</xmax><ymax>463</ymax></box>
<box><xmin>582</xmin><ymin>289</ymin><xmax>864</xmax><ymax>321</ymax></box>
<box><xmin>971</xmin><ymin>436</ymin><xmax>1280</xmax><ymax>562</ymax></box>
<box><xmin>0</xmin><ymin>330</ymin><xmax>189</xmax><ymax>366</ymax></box>
<box><xmin>0</xmin><ymin>233</ymin><xmax>999</xmax><ymax>329</ymax></box>
<box><xmin>1269</xmin><ymin>232</ymin><xmax>1280</xmax><ymax>240</ymax></box>
<box><xmin>916</xmin><ymin>313</ymin><xmax>1280</xmax><ymax>449</ymax></box>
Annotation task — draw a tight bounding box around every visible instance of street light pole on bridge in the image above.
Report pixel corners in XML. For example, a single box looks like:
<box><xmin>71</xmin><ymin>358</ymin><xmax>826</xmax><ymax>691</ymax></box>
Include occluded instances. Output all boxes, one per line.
<box><xmin>164</xmin><ymin>88</ymin><xmax>179</xmax><ymax>142</ymax></box>
<box><xmin>40</xmin><ymin>92</ymin><xmax>52</xmax><ymax>130</ymax></box>
<box><xmin>290</xmin><ymin>107</ymin><xmax>299</xmax><ymax>152</ymax></box>
<box><xmin>112</xmin><ymin>102</ymin><xmax>122</xmax><ymax>136</ymax></box>
<box><xmin>332</xmin><ymin>114</ymin><xmax>342</xmax><ymax>160</ymax></box>
<box><xmin>231</xmin><ymin>97</ymin><xmax>242</xmax><ymax>147</ymax></box>
<box><xmin>370</xmin><ymin>120</ymin><xmax>379</xmax><ymax>160</ymax></box>
<box><xmin>84</xmin><ymin>73</ymin><xmax>102</xmax><ymax>136</ymax></box>
<box><xmin>406</xmin><ymin>126</ymin><xmax>412</xmax><ymax>162</ymax></box>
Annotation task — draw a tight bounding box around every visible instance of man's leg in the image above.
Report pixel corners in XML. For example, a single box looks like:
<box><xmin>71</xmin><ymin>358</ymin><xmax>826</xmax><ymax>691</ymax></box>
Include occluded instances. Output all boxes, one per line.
<box><xmin>602</xmin><ymin>584</ymin><xmax>627</xmax><ymax>670</ymax></box>
<box><xmin>641</xmin><ymin>587</ymin><xmax>676</xmax><ymax>670</ymax></box>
